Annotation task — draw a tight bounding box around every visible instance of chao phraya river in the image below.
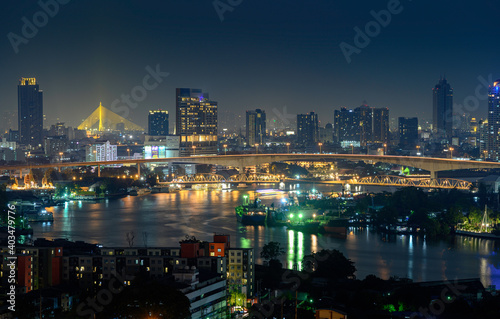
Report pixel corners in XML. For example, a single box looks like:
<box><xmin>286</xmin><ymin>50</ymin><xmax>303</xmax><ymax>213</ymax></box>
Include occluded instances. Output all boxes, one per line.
<box><xmin>32</xmin><ymin>185</ymin><xmax>500</xmax><ymax>288</ymax></box>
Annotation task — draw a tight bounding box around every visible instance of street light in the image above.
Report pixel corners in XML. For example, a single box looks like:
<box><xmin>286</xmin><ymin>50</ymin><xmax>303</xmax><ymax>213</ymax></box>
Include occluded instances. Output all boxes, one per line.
<box><xmin>59</xmin><ymin>152</ymin><xmax>63</xmax><ymax>162</ymax></box>
<box><xmin>127</xmin><ymin>148</ymin><xmax>130</xmax><ymax>157</ymax></box>
<box><xmin>192</xmin><ymin>145</ymin><xmax>196</xmax><ymax>156</ymax></box>
<box><xmin>255</xmin><ymin>143</ymin><xmax>259</xmax><ymax>154</ymax></box>
<box><xmin>383</xmin><ymin>143</ymin><xmax>387</xmax><ymax>155</ymax></box>
<box><xmin>318</xmin><ymin>142</ymin><xmax>323</xmax><ymax>154</ymax></box>
<box><xmin>449</xmin><ymin>147</ymin><xmax>454</xmax><ymax>159</ymax></box>
<box><xmin>350</xmin><ymin>143</ymin><xmax>354</xmax><ymax>154</ymax></box>
<box><xmin>286</xmin><ymin>142</ymin><xmax>290</xmax><ymax>154</ymax></box>
<box><xmin>223</xmin><ymin>144</ymin><xmax>227</xmax><ymax>156</ymax></box>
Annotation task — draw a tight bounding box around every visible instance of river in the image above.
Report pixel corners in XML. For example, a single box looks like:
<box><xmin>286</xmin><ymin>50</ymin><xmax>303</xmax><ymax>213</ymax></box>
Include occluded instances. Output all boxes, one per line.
<box><xmin>32</xmin><ymin>185</ymin><xmax>500</xmax><ymax>288</ymax></box>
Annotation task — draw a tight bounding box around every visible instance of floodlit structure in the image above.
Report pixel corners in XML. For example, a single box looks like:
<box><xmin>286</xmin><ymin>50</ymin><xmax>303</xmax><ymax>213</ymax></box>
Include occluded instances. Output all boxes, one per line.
<box><xmin>78</xmin><ymin>102</ymin><xmax>144</xmax><ymax>132</ymax></box>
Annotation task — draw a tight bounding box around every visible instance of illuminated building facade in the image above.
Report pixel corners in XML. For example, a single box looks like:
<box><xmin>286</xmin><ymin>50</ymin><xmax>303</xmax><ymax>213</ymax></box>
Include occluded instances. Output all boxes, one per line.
<box><xmin>175</xmin><ymin>88</ymin><xmax>218</xmax><ymax>156</ymax></box>
<box><xmin>144</xmin><ymin>135</ymin><xmax>180</xmax><ymax>159</ymax></box>
<box><xmin>246</xmin><ymin>109</ymin><xmax>266</xmax><ymax>146</ymax></box>
<box><xmin>148</xmin><ymin>110</ymin><xmax>169</xmax><ymax>136</ymax></box>
<box><xmin>487</xmin><ymin>80</ymin><xmax>500</xmax><ymax>160</ymax></box>
<box><xmin>86</xmin><ymin>141</ymin><xmax>117</xmax><ymax>162</ymax></box>
<box><xmin>18</xmin><ymin>77</ymin><xmax>43</xmax><ymax>147</ymax></box>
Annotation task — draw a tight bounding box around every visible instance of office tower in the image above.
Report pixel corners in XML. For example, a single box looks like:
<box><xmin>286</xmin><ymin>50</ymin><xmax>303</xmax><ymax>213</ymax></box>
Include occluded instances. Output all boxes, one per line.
<box><xmin>334</xmin><ymin>107</ymin><xmax>359</xmax><ymax>144</ymax></box>
<box><xmin>246</xmin><ymin>109</ymin><xmax>266</xmax><ymax>146</ymax></box>
<box><xmin>487</xmin><ymin>80</ymin><xmax>500</xmax><ymax>160</ymax></box>
<box><xmin>432</xmin><ymin>77</ymin><xmax>453</xmax><ymax>140</ymax></box>
<box><xmin>176</xmin><ymin>88</ymin><xmax>218</xmax><ymax>156</ymax></box>
<box><xmin>148</xmin><ymin>110</ymin><xmax>169</xmax><ymax>136</ymax></box>
<box><xmin>297</xmin><ymin>112</ymin><xmax>319</xmax><ymax>145</ymax></box>
<box><xmin>398</xmin><ymin>117</ymin><xmax>418</xmax><ymax>148</ymax></box>
<box><xmin>18</xmin><ymin>77</ymin><xmax>43</xmax><ymax>147</ymax></box>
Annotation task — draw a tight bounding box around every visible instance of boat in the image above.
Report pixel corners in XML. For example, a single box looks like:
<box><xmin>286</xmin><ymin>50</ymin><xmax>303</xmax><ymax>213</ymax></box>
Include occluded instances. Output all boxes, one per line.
<box><xmin>25</xmin><ymin>209</ymin><xmax>54</xmax><ymax>222</ymax></box>
<box><xmin>235</xmin><ymin>197</ymin><xmax>269</xmax><ymax>225</ymax></box>
<box><xmin>322</xmin><ymin>218</ymin><xmax>349</xmax><ymax>237</ymax></box>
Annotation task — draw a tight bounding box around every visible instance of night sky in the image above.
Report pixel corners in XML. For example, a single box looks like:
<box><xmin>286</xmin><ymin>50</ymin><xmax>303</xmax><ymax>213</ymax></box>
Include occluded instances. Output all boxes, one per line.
<box><xmin>1</xmin><ymin>0</ymin><xmax>499</xmax><ymax>130</ymax></box>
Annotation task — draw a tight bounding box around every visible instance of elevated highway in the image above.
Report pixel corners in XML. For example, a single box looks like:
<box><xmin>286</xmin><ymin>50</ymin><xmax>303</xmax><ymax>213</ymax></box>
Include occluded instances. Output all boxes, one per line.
<box><xmin>2</xmin><ymin>154</ymin><xmax>500</xmax><ymax>179</ymax></box>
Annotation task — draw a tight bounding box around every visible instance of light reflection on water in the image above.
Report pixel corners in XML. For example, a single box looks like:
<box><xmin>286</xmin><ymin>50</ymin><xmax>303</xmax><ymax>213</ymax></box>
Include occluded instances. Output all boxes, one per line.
<box><xmin>34</xmin><ymin>187</ymin><xmax>500</xmax><ymax>288</ymax></box>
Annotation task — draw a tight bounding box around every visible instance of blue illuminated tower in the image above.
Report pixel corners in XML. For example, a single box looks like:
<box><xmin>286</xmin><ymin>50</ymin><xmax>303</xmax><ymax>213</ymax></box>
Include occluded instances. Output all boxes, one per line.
<box><xmin>487</xmin><ymin>80</ymin><xmax>500</xmax><ymax>160</ymax></box>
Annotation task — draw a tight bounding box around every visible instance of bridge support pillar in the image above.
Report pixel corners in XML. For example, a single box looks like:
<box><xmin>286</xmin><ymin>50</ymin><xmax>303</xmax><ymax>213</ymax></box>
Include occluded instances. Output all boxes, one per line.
<box><xmin>58</xmin><ymin>166</ymin><xmax>61</xmax><ymax>173</ymax></box>
<box><xmin>239</xmin><ymin>166</ymin><xmax>245</xmax><ymax>174</ymax></box>
<box><xmin>20</xmin><ymin>169</ymin><xmax>23</xmax><ymax>178</ymax></box>
<box><xmin>97</xmin><ymin>164</ymin><xmax>101</xmax><ymax>177</ymax></box>
<box><xmin>430</xmin><ymin>171</ymin><xmax>437</xmax><ymax>180</ymax></box>
<box><xmin>137</xmin><ymin>163</ymin><xmax>141</xmax><ymax>177</ymax></box>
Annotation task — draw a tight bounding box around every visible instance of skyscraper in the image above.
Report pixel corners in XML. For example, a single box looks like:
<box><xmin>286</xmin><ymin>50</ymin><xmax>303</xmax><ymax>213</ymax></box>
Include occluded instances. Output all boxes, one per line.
<box><xmin>432</xmin><ymin>77</ymin><xmax>453</xmax><ymax>140</ymax></box>
<box><xmin>18</xmin><ymin>77</ymin><xmax>43</xmax><ymax>147</ymax></box>
<box><xmin>176</xmin><ymin>88</ymin><xmax>218</xmax><ymax>156</ymax></box>
<box><xmin>487</xmin><ymin>80</ymin><xmax>500</xmax><ymax>160</ymax></box>
<box><xmin>148</xmin><ymin>110</ymin><xmax>169</xmax><ymax>136</ymax></box>
<box><xmin>297</xmin><ymin>112</ymin><xmax>319</xmax><ymax>145</ymax></box>
<box><xmin>398</xmin><ymin>117</ymin><xmax>418</xmax><ymax>148</ymax></box>
<box><xmin>246</xmin><ymin>109</ymin><xmax>266</xmax><ymax>146</ymax></box>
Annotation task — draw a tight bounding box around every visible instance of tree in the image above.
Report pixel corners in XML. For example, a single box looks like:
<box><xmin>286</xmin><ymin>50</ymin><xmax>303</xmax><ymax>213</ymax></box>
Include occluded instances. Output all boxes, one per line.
<box><xmin>261</xmin><ymin>241</ymin><xmax>285</xmax><ymax>262</ymax></box>
<box><xmin>99</xmin><ymin>280</ymin><xmax>191</xmax><ymax>319</ymax></box>
<box><xmin>302</xmin><ymin>249</ymin><xmax>356</xmax><ymax>281</ymax></box>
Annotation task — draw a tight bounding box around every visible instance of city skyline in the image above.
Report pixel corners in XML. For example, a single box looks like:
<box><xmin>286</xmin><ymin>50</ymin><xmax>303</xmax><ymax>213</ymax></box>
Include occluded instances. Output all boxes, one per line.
<box><xmin>1</xmin><ymin>1</ymin><xmax>500</xmax><ymax>129</ymax></box>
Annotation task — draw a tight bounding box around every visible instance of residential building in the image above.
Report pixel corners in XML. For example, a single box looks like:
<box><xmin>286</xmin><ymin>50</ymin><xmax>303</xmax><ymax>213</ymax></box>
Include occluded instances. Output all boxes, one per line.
<box><xmin>297</xmin><ymin>112</ymin><xmax>319</xmax><ymax>145</ymax></box>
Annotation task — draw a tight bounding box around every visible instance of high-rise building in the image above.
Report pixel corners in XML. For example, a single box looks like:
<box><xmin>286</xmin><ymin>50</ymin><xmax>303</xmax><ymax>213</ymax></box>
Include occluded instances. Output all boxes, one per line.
<box><xmin>334</xmin><ymin>107</ymin><xmax>359</xmax><ymax>143</ymax></box>
<box><xmin>372</xmin><ymin>107</ymin><xmax>390</xmax><ymax>144</ymax></box>
<box><xmin>18</xmin><ymin>77</ymin><xmax>43</xmax><ymax>147</ymax></box>
<box><xmin>487</xmin><ymin>80</ymin><xmax>500</xmax><ymax>160</ymax></box>
<box><xmin>398</xmin><ymin>117</ymin><xmax>418</xmax><ymax>148</ymax></box>
<box><xmin>148</xmin><ymin>110</ymin><xmax>169</xmax><ymax>136</ymax></box>
<box><xmin>246</xmin><ymin>109</ymin><xmax>266</xmax><ymax>146</ymax></box>
<box><xmin>297</xmin><ymin>112</ymin><xmax>319</xmax><ymax>145</ymax></box>
<box><xmin>334</xmin><ymin>105</ymin><xmax>389</xmax><ymax>146</ymax></box>
<box><xmin>175</xmin><ymin>88</ymin><xmax>218</xmax><ymax>156</ymax></box>
<box><xmin>432</xmin><ymin>77</ymin><xmax>453</xmax><ymax>140</ymax></box>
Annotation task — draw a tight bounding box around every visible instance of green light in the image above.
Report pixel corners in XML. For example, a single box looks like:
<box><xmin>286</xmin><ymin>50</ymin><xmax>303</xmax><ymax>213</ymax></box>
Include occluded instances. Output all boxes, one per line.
<box><xmin>299</xmin><ymin>214</ymin><xmax>303</xmax><ymax>218</ymax></box>
<box><xmin>290</xmin><ymin>214</ymin><xmax>294</xmax><ymax>218</ymax></box>
<box><xmin>309</xmin><ymin>299</ymin><xmax>313</xmax><ymax>303</ymax></box>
